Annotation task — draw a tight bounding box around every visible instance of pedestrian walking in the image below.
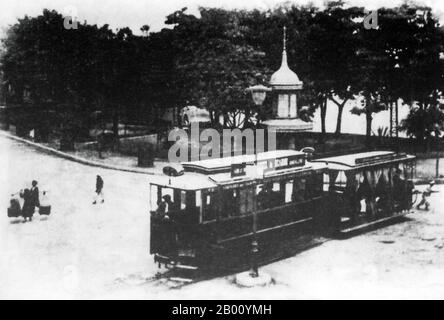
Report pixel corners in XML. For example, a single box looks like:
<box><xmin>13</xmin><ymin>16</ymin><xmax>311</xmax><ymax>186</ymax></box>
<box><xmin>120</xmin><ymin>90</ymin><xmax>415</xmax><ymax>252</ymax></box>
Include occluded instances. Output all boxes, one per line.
<box><xmin>8</xmin><ymin>192</ymin><xmax>22</xmax><ymax>218</ymax></box>
<box><xmin>39</xmin><ymin>191</ymin><xmax>51</xmax><ymax>215</ymax></box>
<box><xmin>93</xmin><ymin>175</ymin><xmax>104</xmax><ymax>204</ymax></box>
<box><xmin>30</xmin><ymin>180</ymin><xmax>40</xmax><ymax>212</ymax></box>
<box><xmin>22</xmin><ymin>189</ymin><xmax>34</xmax><ymax>222</ymax></box>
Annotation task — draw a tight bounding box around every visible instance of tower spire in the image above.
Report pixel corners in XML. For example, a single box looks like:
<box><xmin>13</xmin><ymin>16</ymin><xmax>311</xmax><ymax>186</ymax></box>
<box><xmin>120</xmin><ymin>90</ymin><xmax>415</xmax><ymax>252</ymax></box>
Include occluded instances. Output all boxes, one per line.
<box><xmin>283</xmin><ymin>26</ymin><xmax>286</xmax><ymax>51</ymax></box>
<box><xmin>269</xmin><ymin>24</ymin><xmax>303</xmax><ymax>89</ymax></box>
<box><xmin>281</xmin><ymin>26</ymin><xmax>288</xmax><ymax>68</ymax></box>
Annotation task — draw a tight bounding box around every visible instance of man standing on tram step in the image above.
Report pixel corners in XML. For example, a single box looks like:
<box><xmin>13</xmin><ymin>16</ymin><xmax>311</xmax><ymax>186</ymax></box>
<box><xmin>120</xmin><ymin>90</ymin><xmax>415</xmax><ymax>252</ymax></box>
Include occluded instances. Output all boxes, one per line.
<box><xmin>417</xmin><ymin>181</ymin><xmax>437</xmax><ymax>211</ymax></box>
<box><xmin>93</xmin><ymin>175</ymin><xmax>104</xmax><ymax>204</ymax></box>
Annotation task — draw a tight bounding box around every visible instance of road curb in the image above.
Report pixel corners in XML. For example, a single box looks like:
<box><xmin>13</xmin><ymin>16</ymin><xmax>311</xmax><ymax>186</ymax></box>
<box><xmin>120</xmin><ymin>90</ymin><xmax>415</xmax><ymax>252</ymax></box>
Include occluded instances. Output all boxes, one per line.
<box><xmin>2</xmin><ymin>130</ymin><xmax>443</xmax><ymax>183</ymax></box>
<box><xmin>0</xmin><ymin>130</ymin><xmax>159</xmax><ymax>175</ymax></box>
<box><xmin>413</xmin><ymin>178</ymin><xmax>444</xmax><ymax>185</ymax></box>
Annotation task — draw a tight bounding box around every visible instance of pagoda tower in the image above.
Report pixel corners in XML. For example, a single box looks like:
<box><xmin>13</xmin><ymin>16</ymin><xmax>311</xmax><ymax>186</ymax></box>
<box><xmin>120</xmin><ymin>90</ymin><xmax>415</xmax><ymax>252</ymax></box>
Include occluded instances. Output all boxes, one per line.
<box><xmin>262</xmin><ymin>27</ymin><xmax>313</xmax><ymax>150</ymax></box>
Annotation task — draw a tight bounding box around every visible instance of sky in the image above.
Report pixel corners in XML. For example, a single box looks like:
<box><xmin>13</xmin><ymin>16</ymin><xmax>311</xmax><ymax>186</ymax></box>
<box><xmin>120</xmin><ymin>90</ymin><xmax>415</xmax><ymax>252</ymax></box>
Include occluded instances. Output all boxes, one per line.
<box><xmin>1</xmin><ymin>0</ymin><xmax>444</xmax><ymax>35</ymax></box>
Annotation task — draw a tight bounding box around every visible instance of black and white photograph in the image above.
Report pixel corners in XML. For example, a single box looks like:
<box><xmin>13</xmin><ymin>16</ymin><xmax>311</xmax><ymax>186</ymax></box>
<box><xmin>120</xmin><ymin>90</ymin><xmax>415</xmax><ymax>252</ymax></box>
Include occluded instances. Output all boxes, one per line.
<box><xmin>1</xmin><ymin>0</ymin><xmax>444</xmax><ymax>302</ymax></box>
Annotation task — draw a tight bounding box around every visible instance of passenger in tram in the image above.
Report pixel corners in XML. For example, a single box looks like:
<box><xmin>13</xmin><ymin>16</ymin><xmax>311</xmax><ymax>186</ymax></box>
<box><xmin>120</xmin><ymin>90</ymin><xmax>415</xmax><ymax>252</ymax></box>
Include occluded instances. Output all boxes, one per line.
<box><xmin>393</xmin><ymin>168</ymin><xmax>407</xmax><ymax>210</ymax></box>
<box><xmin>375</xmin><ymin>175</ymin><xmax>389</xmax><ymax>214</ymax></box>
<box><xmin>292</xmin><ymin>179</ymin><xmax>306</xmax><ymax>203</ymax></box>
<box><xmin>393</xmin><ymin>168</ymin><xmax>406</xmax><ymax>198</ymax></box>
<box><xmin>357</xmin><ymin>176</ymin><xmax>370</xmax><ymax>215</ymax></box>
<box><xmin>257</xmin><ymin>185</ymin><xmax>268</xmax><ymax>210</ymax></box>
<box><xmin>345</xmin><ymin>176</ymin><xmax>360</xmax><ymax>220</ymax></box>
<box><xmin>269</xmin><ymin>185</ymin><xmax>282</xmax><ymax>207</ymax></box>
<box><xmin>258</xmin><ymin>184</ymin><xmax>273</xmax><ymax>209</ymax></box>
<box><xmin>157</xmin><ymin>194</ymin><xmax>174</xmax><ymax>218</ymax></box>
<box><xmin>292</xmin><ymin>188</ymin><xmax>305</xmax><ymax>203</ymax></box>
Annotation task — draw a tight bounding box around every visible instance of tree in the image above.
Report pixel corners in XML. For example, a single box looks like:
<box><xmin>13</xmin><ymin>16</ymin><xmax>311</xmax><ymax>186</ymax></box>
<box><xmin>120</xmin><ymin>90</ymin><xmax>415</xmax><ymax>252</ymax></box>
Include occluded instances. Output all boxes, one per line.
<box><xmin>350</xmin><ymin>94</ymin><xmax>387</xmax><ymax>139</ymax></box>
<box><xmin>0</xmin><ymin>9</ymin><xmax>167</xmax><ymax>146</ymax></box>
<box><xmin>242</xmin><ymin>2</ymin><xmax>361</xmax><ymax>136</ymax></box>
<box><xmin>306</xmin><ymin>2</ymin><xmax>361</xmax><ymax>135</ymax></box>
<box><xmin>351</xmin><ymin>7</ymin><xmax>412</xmax><ymax>142</ymax></box>
<box><xmin>165</xmin><ymin>7</ymin><xmax>271</xmax><ymax>128</ymax></box>
<box><xmin>400</xmin><ymin>104</ymin><xmax>444</xmax><ymax>144</ymax></box>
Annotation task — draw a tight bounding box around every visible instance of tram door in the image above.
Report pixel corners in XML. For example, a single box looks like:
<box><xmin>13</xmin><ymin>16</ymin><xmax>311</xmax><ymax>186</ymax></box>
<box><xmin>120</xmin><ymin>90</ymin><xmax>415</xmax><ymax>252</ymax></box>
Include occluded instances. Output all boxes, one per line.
<box><xmin>150</xmin><ymin>185</ymin><xmax>200</xmax><ymax>256</ymax></box>
<box><xmin>150</xmin><ymin>184</ymin><xmax>176</xmax><ymax>255</ymax></box>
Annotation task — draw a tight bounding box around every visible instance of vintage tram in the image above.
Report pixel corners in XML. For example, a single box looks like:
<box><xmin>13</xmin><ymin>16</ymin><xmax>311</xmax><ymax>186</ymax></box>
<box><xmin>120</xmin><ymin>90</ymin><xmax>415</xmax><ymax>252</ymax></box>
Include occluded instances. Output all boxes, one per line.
<box><xmin>149</xmin><ymin>149</ymin><xmax>416</xmax><ymax>273</ymax></box>
<box><xmin>312</xmin><ymin>151</ymin><xmax>416</xmax><ymax>236</ymax></box>
<box><xmin>150</xmin><ymin>150</ymin><xmax>329</xmax><ymax>272</ymax></box>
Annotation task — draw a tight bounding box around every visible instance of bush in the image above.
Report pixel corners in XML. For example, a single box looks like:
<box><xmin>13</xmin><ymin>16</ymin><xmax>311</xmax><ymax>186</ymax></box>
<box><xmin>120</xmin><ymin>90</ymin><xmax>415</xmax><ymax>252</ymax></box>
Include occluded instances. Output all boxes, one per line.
<box><xmin>137</xmin><ymin>145</ymin><xmax>154</xmax><ymax>167</ymax></box>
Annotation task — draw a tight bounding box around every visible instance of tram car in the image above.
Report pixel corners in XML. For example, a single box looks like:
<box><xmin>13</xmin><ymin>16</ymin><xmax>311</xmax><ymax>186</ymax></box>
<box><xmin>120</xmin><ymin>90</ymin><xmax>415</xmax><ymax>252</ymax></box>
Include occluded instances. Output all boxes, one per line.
<box><xmin>149</xmin><ymin>150</ymin><xmax>416</xmax><ymax>272</ymax></box>
<box><xmin>150</xmin><ymin>150</ymin><xmax>329</xmax><ymax>271</ymax></box>
<box><xmin>312</xmin><ymin>151</ymin><xmax>416</xmax><ymax>236</ymax></box>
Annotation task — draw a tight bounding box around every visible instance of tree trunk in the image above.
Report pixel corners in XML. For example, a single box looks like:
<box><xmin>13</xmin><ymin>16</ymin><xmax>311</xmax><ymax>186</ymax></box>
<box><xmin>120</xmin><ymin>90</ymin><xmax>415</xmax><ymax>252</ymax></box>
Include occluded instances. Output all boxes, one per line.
<box><xmin>334</xmin><ymin>100</ymin><xmax>348</xmax><ymax>135</ymax></box>
<box><xmin>366</xmin><ymin>110</ymin><xmax>372</xmax><ymax>147</ymax></box>
<box><xmin>243</xmin><ymin>109</ymin><xmax>250</xmax><ymax>129</ymax></box>
<box><xmin>112</xmin><ymin>107</ymin><xmax>120</xmax><ymax>151</ymax></box>
<box><xmin>318</xmin><ymin>99</ymin><xmax>327</xmax><ymax>144</ymax></box>
<box><xmin>320</xmin><ymin>99</ymin><xmax>327</xmax><ymax>135</ymax></box>
<box><xmin>209</xmin><ymin>110</ymin><xmax>215</xmax><ymax>126</ymax></box>
<box><xmin>112</xmin><ymin>108</ymin><xmax>119</xmax><ymax>138</ymax></box>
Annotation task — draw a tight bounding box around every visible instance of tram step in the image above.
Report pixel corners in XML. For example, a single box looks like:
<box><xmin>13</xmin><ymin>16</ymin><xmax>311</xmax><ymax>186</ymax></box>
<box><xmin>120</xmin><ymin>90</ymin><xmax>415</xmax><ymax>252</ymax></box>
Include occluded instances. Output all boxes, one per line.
<box><xmin>169</xmin><ymin>277</ymin><xmax>194</xmax><ymax>283</ymax></box>
<box><xmin>178</xmin><ymin>250</ymin><xmax>196</xmax><ymax>258</ymax></box>
<box><xmin>339</xmin><ymin>213</ymin><xmax>408</xmax><ymax>238</ymax></box>
<box><xmin>175</xmin><ymin>264</ymin><xmax>199</xmax><ymax>271</ymax></box>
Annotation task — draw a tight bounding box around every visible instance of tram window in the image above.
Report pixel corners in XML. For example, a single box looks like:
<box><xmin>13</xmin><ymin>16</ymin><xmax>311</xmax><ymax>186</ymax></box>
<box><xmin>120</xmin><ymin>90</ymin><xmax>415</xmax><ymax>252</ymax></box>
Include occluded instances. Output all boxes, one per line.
<box><xmin>334</xmin><ymin>171</ymin><xmax>347</xmax><ymax>188</ymax></box>
<box><xmin>202</xmin><ymin>192</ymin><xmax>216</xmax><ymax>222</ymax></box>
<box><xmin>162</xmin><ymin>188</ymin><xmax>174</xmax><ymax>200</ymax></box>
<box><xmin>185</xmin><ymin>191</ymin><xmax>196</xmax><ymax>211</ymax></box>
<box><xmin>323</xmin><ymin>174</ymin><xmax>330</xmax><ymax>192</ymax></box>
<box><xmin>160</xmin><ymin>188</ymin><xmax>175</xmax><ymax>213</ymax></box>
<box><xmin>392</xmin><ymin>166</ymin><xmax>406</xmax><ymax>195</ymax></box>
<box><xmin>401</xmin><ymin>163</ymin><xmax>414</xmax><ymax>180</ymax></box>
<box><xmin>180</xmin><ymin>191</ymin><xmax>186</xmax><ymax>210</ymax></box>
<box><xmin>196</xmin><ymin>190</ymin><xmax>201</xmax><ymax>208</ymax></box>
<box><xmin>150</xmin><ymin>185</ymin><xmax>158</xmax><ymax>210</ymax></box>
<box><xmin>219</xmin><ymin>189</ymin><xmax>237</xmax><ymax>218</ymax></box>
<box><xmin>272</xmin><ymin>183</ymin><xmax>280</xmax><ymax>192</ymax></box>
<box><xmin>307</xmin><ymin>174</ymin><xmax>323</xmax><ymax>198</ymax></box>
<box><xmin>285</xmin><ymin>181</ymin><xmax>293</xmax><ymax>203</ymax></box>
<box><xmin>395</xmin><ymin>165</ymin><xmax>405</xmax><ymax>178</ymax></box>
<box><xmin>256</xmin><ymin>184</ymin><xmax>268</xmax><ymax>210</ymax></box>
<box><xmin>292</xmin><ymin>178</ymin><xmax>306</xmax><ymax>202</ymax></box>
<box><xmin>239</xmin><ymin>188</ymin><xmax>254</xmax><ymax>215</ymax></box>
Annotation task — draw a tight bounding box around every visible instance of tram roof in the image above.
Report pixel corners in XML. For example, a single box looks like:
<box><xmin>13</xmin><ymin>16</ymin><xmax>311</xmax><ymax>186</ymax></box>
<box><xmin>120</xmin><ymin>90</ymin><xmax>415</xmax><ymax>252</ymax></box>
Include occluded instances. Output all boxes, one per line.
<box><xmin>150</xmin><ymin>150</ymin><xmax>327</xmax><ymax>191</ymax></box>
<box><xmin>182</xmin><ymin>150</ymin><xmax>305</xmax><ymax>174</ymax></box>
<box><xmin>149</xmin><ymin>172</ymin><xmax>218</xmax><ymax>191</ymax></box>
<box><xmin>312</xmin><ymin>151</ymin><xmax>415</xmax><ymax>171</ymax></box>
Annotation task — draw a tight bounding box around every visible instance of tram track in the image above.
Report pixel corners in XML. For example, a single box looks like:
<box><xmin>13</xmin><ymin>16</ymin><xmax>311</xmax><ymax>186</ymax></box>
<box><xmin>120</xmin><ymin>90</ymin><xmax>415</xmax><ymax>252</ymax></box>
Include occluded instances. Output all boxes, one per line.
<box><xmin>147</xmin><ymin>214</ymin><xmax>413</xmax><ymax>289</ymax></box>
<box><xmin>147</xmin><ymin>234</ymin><xmax>329</xmax><ymax>289</ymax></box>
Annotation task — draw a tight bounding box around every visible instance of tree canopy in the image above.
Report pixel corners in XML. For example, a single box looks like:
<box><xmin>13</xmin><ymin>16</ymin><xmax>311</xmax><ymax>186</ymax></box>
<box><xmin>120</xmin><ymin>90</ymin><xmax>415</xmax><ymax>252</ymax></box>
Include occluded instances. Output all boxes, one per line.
<box><xmin>1</xmin><ymin>3</ymin><xmax>444</xmax><ymax>142</ymax></box>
